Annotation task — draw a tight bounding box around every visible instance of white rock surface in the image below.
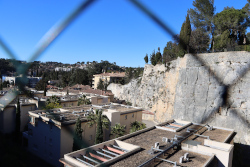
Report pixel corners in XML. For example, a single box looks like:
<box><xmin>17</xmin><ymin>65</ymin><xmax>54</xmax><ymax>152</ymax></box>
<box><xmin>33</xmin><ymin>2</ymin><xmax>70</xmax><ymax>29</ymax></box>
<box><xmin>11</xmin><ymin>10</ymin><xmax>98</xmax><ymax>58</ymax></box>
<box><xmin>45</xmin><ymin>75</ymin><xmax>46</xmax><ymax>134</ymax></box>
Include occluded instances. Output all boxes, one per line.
<box><xmin>108</xmin><ymin>51</ymin><xmax>250</xmax><ymax>144</ymax></box>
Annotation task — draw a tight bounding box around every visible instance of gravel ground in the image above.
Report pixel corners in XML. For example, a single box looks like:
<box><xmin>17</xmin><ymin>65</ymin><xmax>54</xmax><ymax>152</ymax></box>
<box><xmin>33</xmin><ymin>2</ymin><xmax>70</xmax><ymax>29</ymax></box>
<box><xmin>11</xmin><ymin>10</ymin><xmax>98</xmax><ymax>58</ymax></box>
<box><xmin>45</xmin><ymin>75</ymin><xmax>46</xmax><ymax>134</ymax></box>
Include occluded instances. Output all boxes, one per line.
<box><xmin>110</xmin><ymin>124</ymin><xmax>232</xmax><ymax>167</ymax></box>
<box><xmin>156</xmin><ymin>150</ymin><xmax>211</xmax><ymax>167</ymax></box>
<box><xmin>110</xmin><ymin>129</ymin><xmax>176</xmax><ymax>167</ymax></box>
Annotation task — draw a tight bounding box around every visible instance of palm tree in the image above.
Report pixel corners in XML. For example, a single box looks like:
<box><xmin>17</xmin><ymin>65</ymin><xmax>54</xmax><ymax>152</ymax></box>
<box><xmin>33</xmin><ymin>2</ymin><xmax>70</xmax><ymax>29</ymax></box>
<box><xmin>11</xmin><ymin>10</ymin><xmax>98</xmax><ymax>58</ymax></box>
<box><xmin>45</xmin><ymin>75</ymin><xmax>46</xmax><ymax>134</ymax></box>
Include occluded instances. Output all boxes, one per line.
<box><xmin>130</xmin><ymin>121</ymin><xmax>146</xmax><ymax>133</ymax></box>
<box><xmin>46</xmin><ymin>95</ymin><xmax>60</xmax><ymax>104</ymax></box>
<box><xmin>44</xmin><ymin>95</ymin><xmax>61</xmax><ymax>109</ymax></box>
<box><xmin>111</xmin><ymin>123</ymin><xmax>126</xmax><ymax>138</ymax></box>
<box><xmin>86</xmin><ymin>109</ymin><xmax>110</xmax><ymax>142</ymax></box>
<box><xmin>78</xmin><ymin>95</ymin><xmax>91</xmax><ymax>106</ymax></box>
<box><xmin>86</xmin><ymin>109</ymin><xmax>109</xmax><ymax>129</ymax></box>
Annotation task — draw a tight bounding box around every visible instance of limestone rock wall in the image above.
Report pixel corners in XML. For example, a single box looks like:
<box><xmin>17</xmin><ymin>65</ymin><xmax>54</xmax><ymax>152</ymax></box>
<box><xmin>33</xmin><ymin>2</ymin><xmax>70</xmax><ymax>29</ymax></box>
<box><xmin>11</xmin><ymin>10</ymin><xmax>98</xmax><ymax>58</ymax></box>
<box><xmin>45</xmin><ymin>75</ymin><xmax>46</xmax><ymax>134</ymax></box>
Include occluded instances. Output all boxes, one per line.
<box><xmin>108</xmin><ymin>51</ymin><xmax>250</xmax><ymax>144</ymax></box>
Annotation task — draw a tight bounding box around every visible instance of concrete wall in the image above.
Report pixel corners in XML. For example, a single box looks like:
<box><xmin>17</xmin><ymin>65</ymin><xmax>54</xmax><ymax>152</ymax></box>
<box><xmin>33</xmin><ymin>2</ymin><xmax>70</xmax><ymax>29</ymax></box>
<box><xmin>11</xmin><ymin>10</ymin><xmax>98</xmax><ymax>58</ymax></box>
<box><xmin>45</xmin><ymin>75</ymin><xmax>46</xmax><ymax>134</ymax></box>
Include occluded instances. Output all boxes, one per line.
<box><xmin>120</xmin><ymin>111</ymin><xmax>142</xmax><ymax>134</ymax></box>
<box><xmin>182</xmin><ymin>139</ymin><xmax>234</xmax><ymax>167</ymax></box>
<box><xmin>20</xmin><ymin>104</ymin><xmax>36</xmax><ymax>131</ymax></box>
<box><xmin>60</xmin><ymin>122</ymin><xmax>97</xmax><ymax>158</ymax></box>
<box><xmin>61</xmin><ymin>101</ymin><xmax>78</xmax><ymax>108</ymax></box>
<box><xmin>0</xmin><ymin>105</ymin><xmax>16</xmax><ymax>134</ymax></box>
<box><xmin>28</xmin><ymin>119</ymin><xmax>61</xmax><ymax>167</ymax></box>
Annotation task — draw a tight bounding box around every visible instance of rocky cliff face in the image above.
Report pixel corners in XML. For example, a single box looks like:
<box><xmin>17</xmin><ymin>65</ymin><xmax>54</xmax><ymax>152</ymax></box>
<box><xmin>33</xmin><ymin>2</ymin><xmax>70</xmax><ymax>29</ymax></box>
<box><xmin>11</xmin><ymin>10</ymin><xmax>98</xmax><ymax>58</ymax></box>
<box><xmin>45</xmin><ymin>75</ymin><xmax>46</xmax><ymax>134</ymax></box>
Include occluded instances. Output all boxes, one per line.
<box><xmin>108</xmin><ymin>51</ymin><xmax>250</xmax><ymax>144</ymax></box>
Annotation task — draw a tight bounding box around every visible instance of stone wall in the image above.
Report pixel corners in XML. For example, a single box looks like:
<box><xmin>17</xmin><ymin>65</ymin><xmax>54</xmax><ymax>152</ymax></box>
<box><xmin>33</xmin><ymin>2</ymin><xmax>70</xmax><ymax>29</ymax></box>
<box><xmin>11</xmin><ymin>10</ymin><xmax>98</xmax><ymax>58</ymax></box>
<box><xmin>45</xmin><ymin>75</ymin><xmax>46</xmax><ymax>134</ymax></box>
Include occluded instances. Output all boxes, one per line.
<box><xmin>108</xmin><ymin>51</ymin><xmax>250</xmax><ymax>145</ymax></box>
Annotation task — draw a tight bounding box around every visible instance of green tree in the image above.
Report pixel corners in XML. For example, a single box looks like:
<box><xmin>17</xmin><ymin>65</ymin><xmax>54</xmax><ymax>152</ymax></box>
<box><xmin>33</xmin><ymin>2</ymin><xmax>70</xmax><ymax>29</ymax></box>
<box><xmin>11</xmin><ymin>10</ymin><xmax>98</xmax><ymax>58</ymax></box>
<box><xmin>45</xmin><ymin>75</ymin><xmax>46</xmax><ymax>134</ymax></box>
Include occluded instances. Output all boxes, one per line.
<box><xmin>104</xmin><ymin>78</ymin><xmax>109</xmax><ymax>92</ymax></box>
<box><xmin>179</xmin><ymin>14</ymin><xmax>192</xmax><ymax>56</ymax></box>
<box><xmin>111</xmin><ymin>123</ymin><xmax>126</xmax><ymax>138</ymax></box>
<box><xmin>163</xmin><ymin>41</ymin><xmax>178</xmax><ymax>64</ymax></box>
<box><xmin>150</xmin><ymin>50</ymin><xmax>156</xmax><ymax>66</ymax></box>
<box><xmin>144</xmin><ymin>54</ymin><xmax>148</xmax><ymax>64</ymax></box>
<box><xmin>155</xmin><ymin>47</ymin><xmax>162</xmax><ymax>64</ymax></box>
<box><xmin>95</xmin><ymin>111</ymin><xmax>103</xmax><ymax>144</ymax></box>
<box><xmin>184</xmin><ymin>14</ymin><xmax>191</xmax><ymax>53</ymax></box>
<box><xmin>44</xmin><ymin>83</ymin><xmax>47</xmax><ymax>96</ymax></box>
<box><xmin>73</xmin><ymin>117</ymin><xmax>83</xmax><ymax>151</ymax></box>
<box><xmin>77</xmin><ymin>95</ymin><xmax>91</xmax><ymax>106</ymax></box>
<box><xmin>44</xmin><ymin>95</ymin><xmax>61</xmax><ymax>109</ymax></box>
<box><xmin>87</xmin><ymin>110</ymin><xmax>110</xmax><ymax>129</ymax></box>
<box><xmin>15</xmin><ymin>98</ymin><xmax>20</xmax><ymax>137</ymax></box>
<box><xmin>213</xmin><ymin>8</ymin><xmax>249</xmax><ymax>51</ymax></box>
<box><xmin>87</xmin><ymin>109</ymin><xmax>110</xmax><ymax>144</ymax></box>
<box><xmin>188</xmin><ymin>0</ymin><xmax>215</xmax><ymax>51</ymax></box>
<box><xmin>97</xmin><ymin>78</ymin><xmax>104</xmax><ymax>90</ymax></box>
<box><xmin>189</xmin><ymin>28</ymin><xmax>210</xmax><ymax>53</ymax></box>
<box><xmin>178</xmin><ymin>21</ymin><xmax>187</xmax><ymax>57</ymax></box>
<box><xmin>130</xmin><ymin>121</ymin><xmax>146</xmax><ymax>133</ymax></box>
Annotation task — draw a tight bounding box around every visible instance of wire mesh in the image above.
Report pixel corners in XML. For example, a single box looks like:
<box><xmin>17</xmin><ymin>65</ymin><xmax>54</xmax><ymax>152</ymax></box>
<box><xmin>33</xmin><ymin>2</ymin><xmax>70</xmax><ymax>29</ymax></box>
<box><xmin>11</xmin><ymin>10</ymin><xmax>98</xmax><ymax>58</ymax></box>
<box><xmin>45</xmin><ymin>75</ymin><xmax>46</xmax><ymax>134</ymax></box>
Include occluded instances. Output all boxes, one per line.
<box><xmin>0</xmin><ymin>0</ymin><xmax>248</xmax><ymax>166</ymax></box>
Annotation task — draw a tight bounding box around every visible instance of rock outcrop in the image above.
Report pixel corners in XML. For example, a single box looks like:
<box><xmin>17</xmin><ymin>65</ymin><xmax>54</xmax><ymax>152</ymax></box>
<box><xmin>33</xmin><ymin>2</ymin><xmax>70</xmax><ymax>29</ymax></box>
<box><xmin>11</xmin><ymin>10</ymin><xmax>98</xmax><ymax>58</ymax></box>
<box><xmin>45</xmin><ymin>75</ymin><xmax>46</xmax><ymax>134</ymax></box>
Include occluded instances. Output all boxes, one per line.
<box><xmin>108</xmin><ymin>51</ymin><xmax>250</xmax><ymax>145</ymax></box>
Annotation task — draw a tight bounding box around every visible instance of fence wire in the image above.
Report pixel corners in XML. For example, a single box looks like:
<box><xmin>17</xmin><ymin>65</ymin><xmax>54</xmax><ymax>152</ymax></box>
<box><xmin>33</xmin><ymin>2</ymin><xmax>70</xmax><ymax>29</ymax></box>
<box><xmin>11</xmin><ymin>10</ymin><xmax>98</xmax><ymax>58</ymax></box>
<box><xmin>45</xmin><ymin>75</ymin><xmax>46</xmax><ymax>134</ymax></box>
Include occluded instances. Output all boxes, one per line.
<box><xmin>0</xmin><ymin>0</ymin><xmax>248</xmax><ymax>166</ymax></box>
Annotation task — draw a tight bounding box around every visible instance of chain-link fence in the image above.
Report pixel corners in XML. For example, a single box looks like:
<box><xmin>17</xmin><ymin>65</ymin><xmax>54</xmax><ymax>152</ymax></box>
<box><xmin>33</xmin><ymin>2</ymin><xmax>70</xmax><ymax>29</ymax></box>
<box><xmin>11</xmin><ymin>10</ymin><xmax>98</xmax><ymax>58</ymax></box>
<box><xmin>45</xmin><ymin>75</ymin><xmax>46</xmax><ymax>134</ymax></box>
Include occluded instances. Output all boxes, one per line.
<box><xmin>0</xmin><ymin>0</ymin><xmax>249</xmax><ymax>166</ymax></box>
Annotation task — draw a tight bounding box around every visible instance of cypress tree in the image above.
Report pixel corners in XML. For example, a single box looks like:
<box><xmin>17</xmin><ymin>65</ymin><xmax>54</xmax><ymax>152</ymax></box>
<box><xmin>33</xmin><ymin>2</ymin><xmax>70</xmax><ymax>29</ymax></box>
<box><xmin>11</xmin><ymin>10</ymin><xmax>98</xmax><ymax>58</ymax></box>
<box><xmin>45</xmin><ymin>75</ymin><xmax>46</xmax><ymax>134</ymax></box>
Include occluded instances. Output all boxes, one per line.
<box><xmin>144</xmin><ymin>54</ymin><xmax>148</xmax><ymax>64</ymax></box>
<box><xmin>150</xmin><ymin>50</ymin><xmax>157</xmax><ymax>66</ymax></box>
<box><xmin>155</xmin><ymin>48</ymin><xmax>162</xmax><ymax>64</ymax></box>
<box><xmin>95</xmin><ymin>110</ymin><xmax>103</xmax><ymax>144</ymax></box>
<box><xmin>73</xmin><ymin>117</ymin><xmax>83</xmax><ymax>151</ymax></box>
<box><xmin>179</xmin><ymin>21</ymin><xmax>186</xmax><ymax>57</ymax></box>
<box><xmin>15</xmin><ymin>98</ymin><xmax>20</xmax><ymax>137</ymax></box>
<box><xmin>179</xmin><ymin>14</ymin><xmax>192</xmax><ymax>56</ymax></box>
<box><xmin>184</xmin><ymin>14</ymin><xmax>191</xmax><ymax>53</ymax></box>
<box><xmin>44</xmin><ymin>83</ymin><xmax>47</xmax><ymax>96</ymax></box>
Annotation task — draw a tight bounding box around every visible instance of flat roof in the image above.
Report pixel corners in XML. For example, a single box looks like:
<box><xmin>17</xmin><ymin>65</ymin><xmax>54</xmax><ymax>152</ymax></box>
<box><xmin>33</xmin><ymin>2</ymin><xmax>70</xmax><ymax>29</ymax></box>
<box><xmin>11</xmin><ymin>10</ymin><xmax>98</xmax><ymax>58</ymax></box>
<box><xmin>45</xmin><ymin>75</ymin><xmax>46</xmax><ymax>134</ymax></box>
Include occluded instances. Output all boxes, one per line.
<box><xmin>60</xmin><ymin>120</ymin><xmax>234</xmax><ymax>167</ymax></box>
<box><xmin>156</xmin><ymin>150</ymin><xmax>211</xmax><ymax>167</ymax></box>
<box><xmin>29</xmin><ymin>104</ymin><xmax>142</xmax><ymax>125</ymax></box>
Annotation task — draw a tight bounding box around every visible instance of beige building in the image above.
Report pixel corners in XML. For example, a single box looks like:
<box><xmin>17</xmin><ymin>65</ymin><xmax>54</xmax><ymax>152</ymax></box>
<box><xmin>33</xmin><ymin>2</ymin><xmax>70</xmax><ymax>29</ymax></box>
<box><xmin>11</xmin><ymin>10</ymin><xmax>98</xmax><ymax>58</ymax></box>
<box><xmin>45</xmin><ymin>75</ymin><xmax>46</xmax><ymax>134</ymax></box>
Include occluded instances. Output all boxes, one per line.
<box><xmin>0</xmin><ymin>98</ymin><xmax>37</xmax><ymax>134</ymax></box>
<box><xmin>60</xmin><ymin>119</ymin><xmax>235</xmax><ymax>167</ymax></box>
<box><xmin>92</xmin><ymin>72</ymin><xmax>125</xmax><ymax>89</ymax></box>
<box><xmin>26</xmin><ymin>103</ymin><xmax>143</xmax><ymax>167</ymax></box>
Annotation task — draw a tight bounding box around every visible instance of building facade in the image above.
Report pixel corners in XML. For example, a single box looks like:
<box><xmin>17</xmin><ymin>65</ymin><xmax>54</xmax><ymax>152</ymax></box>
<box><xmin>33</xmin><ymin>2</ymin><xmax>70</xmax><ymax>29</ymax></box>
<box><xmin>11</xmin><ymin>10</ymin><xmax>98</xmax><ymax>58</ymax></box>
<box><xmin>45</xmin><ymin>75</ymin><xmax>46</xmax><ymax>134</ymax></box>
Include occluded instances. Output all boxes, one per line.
<box><xmin>92</xmin><ymin>72</ymin><xmax>125</xmax><ymax>89</ymax></box>
<box><xmin>26</xmin><ymin>104</ymin><xmax>143</xmax><ymax>167</ymax></box>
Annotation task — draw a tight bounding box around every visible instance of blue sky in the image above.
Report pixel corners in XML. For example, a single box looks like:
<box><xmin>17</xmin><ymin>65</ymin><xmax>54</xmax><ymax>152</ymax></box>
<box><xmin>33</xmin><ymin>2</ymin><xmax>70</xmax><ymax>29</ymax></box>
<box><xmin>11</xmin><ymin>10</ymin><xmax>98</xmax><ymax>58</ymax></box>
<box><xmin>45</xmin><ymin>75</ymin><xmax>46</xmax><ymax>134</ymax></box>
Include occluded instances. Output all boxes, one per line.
<box><xmin>0</xmin><ymin>0</ymin><xmax>248</xmax><ymax>67</ymax></box>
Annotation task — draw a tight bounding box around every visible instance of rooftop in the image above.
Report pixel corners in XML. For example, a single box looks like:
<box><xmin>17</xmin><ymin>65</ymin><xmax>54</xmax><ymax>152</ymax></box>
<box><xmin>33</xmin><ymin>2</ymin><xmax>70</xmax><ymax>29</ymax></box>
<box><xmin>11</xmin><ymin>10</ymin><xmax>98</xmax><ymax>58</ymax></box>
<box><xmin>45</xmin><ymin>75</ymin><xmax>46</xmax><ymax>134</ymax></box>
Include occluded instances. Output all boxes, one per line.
<box><xmin>60</xmin><ymin>119</ymin><xmax>235</xmax><ymax>167</ymax></box>
<box><xmin>29</xmin><ymin>103</ymin><xmax>142</xmax><ymax>125</ymax></box>
<box><xmin>93</xmin><ymin>72</ymin><xmax>126</xmax><ymax>77</ymax></box>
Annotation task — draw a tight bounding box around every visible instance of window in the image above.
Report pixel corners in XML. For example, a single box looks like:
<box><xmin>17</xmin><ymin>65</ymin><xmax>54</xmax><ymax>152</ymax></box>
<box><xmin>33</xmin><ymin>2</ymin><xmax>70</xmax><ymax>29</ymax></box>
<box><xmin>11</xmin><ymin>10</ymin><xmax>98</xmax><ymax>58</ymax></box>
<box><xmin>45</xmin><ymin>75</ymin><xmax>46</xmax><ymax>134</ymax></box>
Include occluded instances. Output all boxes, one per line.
<box><xmin>132</xmin><ymin>114</ymin><xmax>134</xmax><ymax>118</ymax></box>
<box><xmin>89</xmin><ymin>135</ymin><xmax>92</xmax><ymax>140</ymax></box>
<box><xmin>125</xmin><ymin>115</ymin><xmax>127</xmax><ymax>120</ymax></box>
